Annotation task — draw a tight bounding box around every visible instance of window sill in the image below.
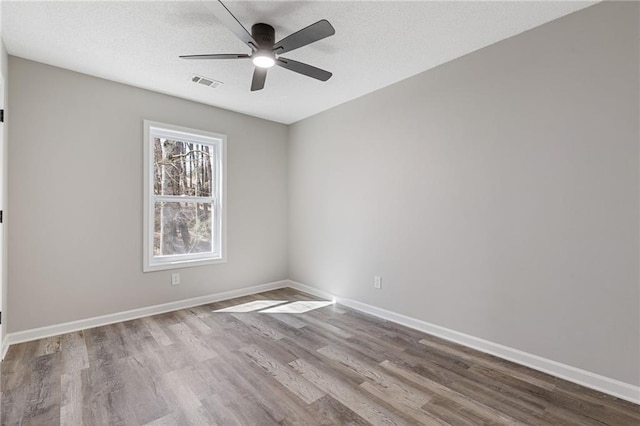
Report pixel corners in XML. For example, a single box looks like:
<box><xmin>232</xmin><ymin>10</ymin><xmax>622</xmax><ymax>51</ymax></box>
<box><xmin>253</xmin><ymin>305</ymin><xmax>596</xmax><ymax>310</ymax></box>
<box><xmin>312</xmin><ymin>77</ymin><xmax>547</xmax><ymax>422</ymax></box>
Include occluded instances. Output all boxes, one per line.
<box><xmin>143</xmin><ymin>256</ymin><xmax>226</xmax><ymax>272</ymax></box>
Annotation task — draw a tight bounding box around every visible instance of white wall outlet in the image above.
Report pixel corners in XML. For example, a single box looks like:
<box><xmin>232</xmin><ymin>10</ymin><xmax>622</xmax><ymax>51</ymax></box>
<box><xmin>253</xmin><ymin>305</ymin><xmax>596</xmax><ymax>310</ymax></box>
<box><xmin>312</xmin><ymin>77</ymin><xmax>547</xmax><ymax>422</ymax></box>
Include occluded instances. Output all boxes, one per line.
<box><xmin>171</xmin><ymin>273</ymin><xmax>180</xmax><ymax>286</ymax></box>
<box><xmin>374</xmin><ymin>276</ymin><xmax>382</xmax><ymax>289</ymax></box>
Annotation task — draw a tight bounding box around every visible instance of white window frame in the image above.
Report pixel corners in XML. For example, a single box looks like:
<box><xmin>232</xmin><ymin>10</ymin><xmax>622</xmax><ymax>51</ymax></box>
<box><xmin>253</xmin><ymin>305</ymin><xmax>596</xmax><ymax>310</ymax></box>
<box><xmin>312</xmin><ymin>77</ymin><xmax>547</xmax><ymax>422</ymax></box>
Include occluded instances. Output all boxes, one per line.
<box><xmin>143</xmin><ymin>120</ymin><xmax>226</xmax><ymax>272</ymax></box>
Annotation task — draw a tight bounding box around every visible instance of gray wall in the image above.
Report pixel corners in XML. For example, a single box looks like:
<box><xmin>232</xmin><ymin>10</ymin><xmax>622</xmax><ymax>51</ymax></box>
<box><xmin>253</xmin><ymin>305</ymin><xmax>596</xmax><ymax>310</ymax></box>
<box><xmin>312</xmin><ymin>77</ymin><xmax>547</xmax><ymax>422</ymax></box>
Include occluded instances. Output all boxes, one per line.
<box><xmin>289</xmin><ymin>1</ymin><xmax>640</xmax><ymax>386</ymax></box>
<box><xmin>8</xmin><ymin>57</ymin><xmax>289</xmax><ymax>332</ymax></box>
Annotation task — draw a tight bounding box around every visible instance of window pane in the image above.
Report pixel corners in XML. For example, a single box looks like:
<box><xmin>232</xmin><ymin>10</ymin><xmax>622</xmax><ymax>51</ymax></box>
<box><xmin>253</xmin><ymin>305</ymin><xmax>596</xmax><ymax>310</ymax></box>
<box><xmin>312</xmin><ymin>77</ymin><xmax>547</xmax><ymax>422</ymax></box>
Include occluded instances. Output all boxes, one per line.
<box><xmin>153</xmin><ymin>202</ymin><xmax>213</xmax><ymax>256</ymax></box>
<box><xmin>153</xmin><ymin>138</ymin><xmax>213</xmax><ymax>197</ymax></box>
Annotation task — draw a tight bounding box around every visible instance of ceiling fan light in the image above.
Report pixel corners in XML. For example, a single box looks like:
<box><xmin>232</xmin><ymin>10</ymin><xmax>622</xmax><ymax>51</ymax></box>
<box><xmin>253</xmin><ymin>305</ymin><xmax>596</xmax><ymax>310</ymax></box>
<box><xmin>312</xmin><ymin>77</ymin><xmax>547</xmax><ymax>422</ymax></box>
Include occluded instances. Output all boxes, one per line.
<box><xmin>253</xmin><ymin>53</ymin><xmax>275</xmax><ymax>68</ymax></box>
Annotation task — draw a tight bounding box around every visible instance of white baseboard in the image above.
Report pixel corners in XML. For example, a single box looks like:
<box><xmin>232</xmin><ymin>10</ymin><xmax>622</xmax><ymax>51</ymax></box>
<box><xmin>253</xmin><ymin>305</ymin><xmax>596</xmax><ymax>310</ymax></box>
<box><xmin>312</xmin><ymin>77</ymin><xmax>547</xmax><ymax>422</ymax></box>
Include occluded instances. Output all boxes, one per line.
<box><xmin>1</xmin><ymin>334</ymin><xmax>8</xmax><ymax>360</ymax></box>
<box><xmin>288</xmin><ymin>280</ymin><xmax>336</xmax><ymax>301</ymax></box>
<box><xmin>287</xmin><ymin>280</ymin><xmax>640</xmax><ymax>405</ymax></box>
<box><xmin>4</xmin><ymin>280</ymin><xmax>288</xmax><ymax>348</ymax></box>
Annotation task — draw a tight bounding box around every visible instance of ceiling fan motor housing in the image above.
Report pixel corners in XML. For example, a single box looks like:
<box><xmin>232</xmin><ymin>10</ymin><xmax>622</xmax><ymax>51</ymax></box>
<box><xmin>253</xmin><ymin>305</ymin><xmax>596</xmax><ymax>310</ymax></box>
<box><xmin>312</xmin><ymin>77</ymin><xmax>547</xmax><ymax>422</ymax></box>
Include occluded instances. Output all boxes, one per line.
<box><xmin>251</xmin><ymin>23</ymin><xmax>275</xmax><ymax>49</ymax></box>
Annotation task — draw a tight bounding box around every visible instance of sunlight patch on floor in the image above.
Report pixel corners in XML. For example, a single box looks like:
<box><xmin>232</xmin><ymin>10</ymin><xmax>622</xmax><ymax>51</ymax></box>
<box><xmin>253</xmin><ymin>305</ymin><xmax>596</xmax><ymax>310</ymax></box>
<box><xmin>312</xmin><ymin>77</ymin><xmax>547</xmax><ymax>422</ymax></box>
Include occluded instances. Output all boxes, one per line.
<box><xmin>259</xmin><ymin>301</ymin><xmax>334</xmax><ymax>314</ymax></box>
<box><xmin>213</xmin><ymin>300</ymin><xmax>287</xmax><ymax>313</ymax></box>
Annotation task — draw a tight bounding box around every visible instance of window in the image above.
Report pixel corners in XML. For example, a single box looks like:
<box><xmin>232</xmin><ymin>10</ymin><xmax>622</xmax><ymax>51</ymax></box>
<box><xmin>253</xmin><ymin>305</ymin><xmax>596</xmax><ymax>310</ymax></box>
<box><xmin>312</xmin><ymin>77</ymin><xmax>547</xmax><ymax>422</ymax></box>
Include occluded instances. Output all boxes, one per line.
<box><xmin>143</xmin><ymin>121</ymin><xmax>226</xmax><ymax>272</ymax></box>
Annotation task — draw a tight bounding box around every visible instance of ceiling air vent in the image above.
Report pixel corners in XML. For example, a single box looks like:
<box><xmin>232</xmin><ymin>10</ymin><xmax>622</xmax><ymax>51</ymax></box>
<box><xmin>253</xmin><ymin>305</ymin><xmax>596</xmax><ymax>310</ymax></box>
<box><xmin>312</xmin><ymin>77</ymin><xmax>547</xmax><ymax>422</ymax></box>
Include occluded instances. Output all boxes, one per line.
<box><xmin>191</xmin><ymin>75</ymin><xmax>222</xmax><ymax>89</ymax></box>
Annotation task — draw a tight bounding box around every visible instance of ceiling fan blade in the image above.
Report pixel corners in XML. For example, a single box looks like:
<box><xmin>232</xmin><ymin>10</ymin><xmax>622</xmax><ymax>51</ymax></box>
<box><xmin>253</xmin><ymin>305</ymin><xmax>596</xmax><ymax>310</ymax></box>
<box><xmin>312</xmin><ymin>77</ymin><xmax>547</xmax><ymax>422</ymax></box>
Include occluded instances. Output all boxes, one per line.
<box><xmin>273</xmin><ymin>20</ymin><xmax>335</xmax><ymax>55</ymax></box>
<box><xmin>207</xmin><ymin>0</ymin><xmax>259</xmax><ymax>51</ymax></box>
<box><xmin>251</xmin><ymin>67</ymin><xmax>267</xmax><ymax>91</ymax></box>
<box><xmin>276</xmin><ymin>57</ymin><xmax>332</xmax><ymax>82</ymax></box>
<box><xmin>179</xmin><ymin>54</ymin><xmax>250</xmax><ymax>60</ymax></box>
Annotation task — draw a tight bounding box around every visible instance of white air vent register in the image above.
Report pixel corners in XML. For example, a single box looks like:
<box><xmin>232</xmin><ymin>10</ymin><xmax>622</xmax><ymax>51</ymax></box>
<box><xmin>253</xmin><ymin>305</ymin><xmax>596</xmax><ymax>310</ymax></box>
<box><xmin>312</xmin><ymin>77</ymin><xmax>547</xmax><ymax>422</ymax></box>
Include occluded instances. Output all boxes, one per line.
<box><xmin>191</xmin><ymin>75</ymin><xmax>223</xmax><ymax>89</ymax></box>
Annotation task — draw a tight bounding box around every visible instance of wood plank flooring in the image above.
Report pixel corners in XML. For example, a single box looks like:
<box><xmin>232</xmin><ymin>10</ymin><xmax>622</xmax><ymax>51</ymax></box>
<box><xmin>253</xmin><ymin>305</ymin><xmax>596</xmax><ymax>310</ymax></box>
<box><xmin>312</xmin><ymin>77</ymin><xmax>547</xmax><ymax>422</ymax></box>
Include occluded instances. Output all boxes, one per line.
<box><xmin>2</xmin><ymin>288</ymin><xmax>639</xmax><ymax>425</ymax></box>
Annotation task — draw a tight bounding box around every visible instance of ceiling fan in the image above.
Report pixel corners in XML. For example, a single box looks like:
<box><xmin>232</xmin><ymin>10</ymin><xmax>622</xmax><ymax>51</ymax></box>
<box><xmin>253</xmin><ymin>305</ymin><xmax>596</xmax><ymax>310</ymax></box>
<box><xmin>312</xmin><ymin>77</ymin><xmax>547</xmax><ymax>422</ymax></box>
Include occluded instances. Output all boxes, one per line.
<box><xmin>180</xmin><ymin>0</ymin><xmax>335</xmax><ymax>91</ymax></box>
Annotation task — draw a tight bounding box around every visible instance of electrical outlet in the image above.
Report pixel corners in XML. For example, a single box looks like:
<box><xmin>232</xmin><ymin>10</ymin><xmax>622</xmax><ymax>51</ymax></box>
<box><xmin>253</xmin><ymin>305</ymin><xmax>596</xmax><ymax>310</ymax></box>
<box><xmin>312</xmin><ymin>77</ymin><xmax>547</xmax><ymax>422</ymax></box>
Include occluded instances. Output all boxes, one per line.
<box><xmin>374</xmin><ymin>276</ymin><xmax>382</xmax><ymax>289</ymax></box>
<box><xmin>171</xmin><ymin>273</ymin><xmax>180</xmax><ymax>286</ymax></box>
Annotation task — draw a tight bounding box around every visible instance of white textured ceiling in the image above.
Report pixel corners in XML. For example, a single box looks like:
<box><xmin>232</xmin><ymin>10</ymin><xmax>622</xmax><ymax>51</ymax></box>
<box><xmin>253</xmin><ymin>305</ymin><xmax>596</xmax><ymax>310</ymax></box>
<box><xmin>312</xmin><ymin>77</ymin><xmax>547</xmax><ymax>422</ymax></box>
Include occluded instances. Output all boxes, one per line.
<box><xmin>2</xmin><ymin>1</ymin><xmax>595</xmax><ymax>124</ymax></box>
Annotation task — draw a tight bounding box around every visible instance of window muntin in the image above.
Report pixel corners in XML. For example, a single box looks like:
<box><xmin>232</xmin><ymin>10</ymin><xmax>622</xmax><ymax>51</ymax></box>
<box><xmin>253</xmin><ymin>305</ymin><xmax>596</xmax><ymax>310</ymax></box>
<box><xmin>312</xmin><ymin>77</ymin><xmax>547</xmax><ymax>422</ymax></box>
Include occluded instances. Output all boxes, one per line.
<box><xmin>143</xmin><ymin>121</ymin><xmax>225</xmax><ymax>271</ymax></box>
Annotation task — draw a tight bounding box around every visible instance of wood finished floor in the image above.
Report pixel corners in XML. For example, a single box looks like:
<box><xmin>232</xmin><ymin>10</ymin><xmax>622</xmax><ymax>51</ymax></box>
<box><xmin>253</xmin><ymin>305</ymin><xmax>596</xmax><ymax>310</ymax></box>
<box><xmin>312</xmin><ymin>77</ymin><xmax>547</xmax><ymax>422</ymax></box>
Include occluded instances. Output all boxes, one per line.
<box><xmin>2</xmin><ymin>288</ymin><xmax>639</xmax><ymax>426</ymax></box>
